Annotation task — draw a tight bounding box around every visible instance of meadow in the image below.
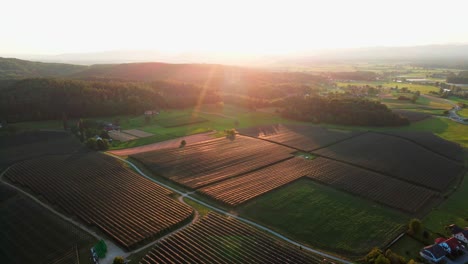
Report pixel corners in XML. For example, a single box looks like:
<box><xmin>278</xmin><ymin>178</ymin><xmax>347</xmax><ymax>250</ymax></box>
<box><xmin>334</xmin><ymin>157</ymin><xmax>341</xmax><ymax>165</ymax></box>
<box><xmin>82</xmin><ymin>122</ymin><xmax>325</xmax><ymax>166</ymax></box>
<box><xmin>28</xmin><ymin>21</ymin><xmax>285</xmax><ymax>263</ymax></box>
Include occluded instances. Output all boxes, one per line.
<box><xmin>239</xmin><ymin>179</ymin><xmax>407</xmax><ymax>257</ymax></box>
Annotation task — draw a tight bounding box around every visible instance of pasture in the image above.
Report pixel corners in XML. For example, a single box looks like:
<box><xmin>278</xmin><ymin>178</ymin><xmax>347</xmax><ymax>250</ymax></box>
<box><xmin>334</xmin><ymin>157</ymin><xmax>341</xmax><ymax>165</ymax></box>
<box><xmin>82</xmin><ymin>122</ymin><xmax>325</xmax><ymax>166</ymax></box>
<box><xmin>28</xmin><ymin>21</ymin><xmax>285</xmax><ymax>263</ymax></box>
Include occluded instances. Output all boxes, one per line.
<box><xmin>4</xmin><ymin>152</ymin><xmax>194</xmax><ymax>250</ymax></box>
<box><xmin>336</xmin><ymin>81</ymin><xmax>440</xmax><ymax>94</ymax></box>
<box><xmin>0</xmin><ymin>184</ymin><xmax>95</xmax><ymax>264</ymax></box>
<box><xmin>239</xmin><ymin>179</ymin><xmax>407</xmax><ymax>256</ymax></box>
<box><xmin>140</xmin><ymin>212</ymin><xmax>324</xmax><ymax>264</ymax></box>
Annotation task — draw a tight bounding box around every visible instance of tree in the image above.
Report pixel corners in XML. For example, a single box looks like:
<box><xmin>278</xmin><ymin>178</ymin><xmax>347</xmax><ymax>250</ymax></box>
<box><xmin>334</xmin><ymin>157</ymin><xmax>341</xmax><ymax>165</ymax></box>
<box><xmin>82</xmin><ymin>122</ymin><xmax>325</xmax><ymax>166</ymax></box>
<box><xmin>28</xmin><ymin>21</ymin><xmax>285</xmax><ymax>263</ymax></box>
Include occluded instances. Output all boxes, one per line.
<box><xmin>113</xmin><ymin>256</ymin><xmax>125</xmax><ymax>264</ymax></box>
<box><xmin>375</xmin><ymin>255</ymin><xmax>391</xmax><ymax>264</ymax></box>
<box><xmin>408</xmin><ymin>218</ymin><xmax>422</xmax><ymax>234</ymax></box>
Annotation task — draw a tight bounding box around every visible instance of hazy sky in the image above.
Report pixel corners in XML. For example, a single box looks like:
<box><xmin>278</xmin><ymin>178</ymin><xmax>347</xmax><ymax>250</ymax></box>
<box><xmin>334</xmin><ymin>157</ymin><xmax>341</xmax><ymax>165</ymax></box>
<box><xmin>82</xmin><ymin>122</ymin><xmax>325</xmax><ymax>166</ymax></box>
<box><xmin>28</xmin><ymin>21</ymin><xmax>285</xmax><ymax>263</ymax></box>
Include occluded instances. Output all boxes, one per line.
<box><xmin>1</xmin><ymin>0</ymin><xmax>467</xmax><ymax>55</ymax></box>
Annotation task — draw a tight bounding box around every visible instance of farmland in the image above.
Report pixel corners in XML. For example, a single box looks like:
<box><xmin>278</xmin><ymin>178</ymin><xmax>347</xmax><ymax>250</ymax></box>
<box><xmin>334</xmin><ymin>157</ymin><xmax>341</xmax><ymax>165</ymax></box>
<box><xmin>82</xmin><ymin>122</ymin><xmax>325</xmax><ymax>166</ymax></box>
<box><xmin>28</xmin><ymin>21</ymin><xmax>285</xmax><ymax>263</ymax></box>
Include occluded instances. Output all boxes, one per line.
<box><xmin>239</xmin><ymin>124</ymin><xmax>362</xmax><ymax>151</ymax></box>
<box><xmin>313</xmin><ymin>132</ymin><xmax>464</xmax><ymax>191</ymax></box>
<box><xmin>239</xmin><ymin>179</ymin><xmax>407</xmax><ymax>256</ymax></box>
<box><xmin>303</xmin><ymin>157</ymin><xmax>439</xmax><ymax>213</ymax></box>
<box><xmin>198</xmin><ymin>156</ymin><xmax>438</xmax><ymax>212</ymax></box>
<box><xmin>0</xmin><ymin>131</ymin><xmax>82</xmax><ymax>170</ymax></box>
<box><xmin>140</xmin><ymin>212</ymin><xmax>323</xmax><ymax>264</ymax></box>
<box><xmin>0</xmin><ymin>184</ymin><xmax>95</xmax><ymax>264</ymax></box>
<box><xmin>383</xmin><ymin>131</ymin><xmax>464</xmax><ymax>161</ymax></box>
<box><xmin>131</xmin><ymin>135</ymin><xmax>295</xmax><ymax>189</ymax></box>
<box><xmin>4</xmin><ymin>152</ymin><xmax>194</xmax><ymax>250</ymax></box>
<box><xmin>198</xmin><ymin>157</ymin><xmax>311</xmax><ymax>207</ymax></box>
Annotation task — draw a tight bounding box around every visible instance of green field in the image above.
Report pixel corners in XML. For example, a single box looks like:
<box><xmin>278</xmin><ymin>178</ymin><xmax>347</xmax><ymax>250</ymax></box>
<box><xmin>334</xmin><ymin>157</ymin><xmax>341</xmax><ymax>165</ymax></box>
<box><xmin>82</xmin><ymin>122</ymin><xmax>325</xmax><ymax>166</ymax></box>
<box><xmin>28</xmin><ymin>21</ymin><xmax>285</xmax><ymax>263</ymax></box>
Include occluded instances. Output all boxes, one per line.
<box><xmin>336</xmin><ymin>81</ymin><xmax>440</xmax><ymax>94</ymax></box>
<box><xmin>239</xmin><ymin>179</ymin><xmax>407</xmax><ymax>257</ymax></box>
<box><xmin>390</xmin><ymin>235</ymin><xmax>425</xmax><ymax>260</ymax></box>
<box><xmin>424</xmin><ymin>172</ymin><xmax>468</xmax><ymax>235</ymax></box>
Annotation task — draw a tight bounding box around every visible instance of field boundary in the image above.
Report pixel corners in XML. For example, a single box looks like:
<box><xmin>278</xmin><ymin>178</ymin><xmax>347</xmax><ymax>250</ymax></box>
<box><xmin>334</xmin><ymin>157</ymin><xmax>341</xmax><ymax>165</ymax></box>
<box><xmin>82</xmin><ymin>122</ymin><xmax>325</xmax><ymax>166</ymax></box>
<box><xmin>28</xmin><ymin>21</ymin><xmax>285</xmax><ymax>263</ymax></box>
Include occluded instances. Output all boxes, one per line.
<box><xmin>374</xmin><ymin>131</ymin><xmax>464</xmax><ymax>163</ymax></box>
<box><xmin>105</xmin><ymin>153</ymin><xmax>352</xmax><ymax>264</ymax></box>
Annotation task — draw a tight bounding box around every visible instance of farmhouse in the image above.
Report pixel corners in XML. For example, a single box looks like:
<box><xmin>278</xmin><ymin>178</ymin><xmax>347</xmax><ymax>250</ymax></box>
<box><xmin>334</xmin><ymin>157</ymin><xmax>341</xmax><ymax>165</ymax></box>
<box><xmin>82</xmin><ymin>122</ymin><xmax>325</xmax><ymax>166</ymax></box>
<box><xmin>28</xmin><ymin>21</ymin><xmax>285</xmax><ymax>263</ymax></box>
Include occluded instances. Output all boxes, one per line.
<box><xmin>448</xmin><ymin>224</ymin><xmax>468</xmax><ymax>244</ymax></box>
<box><xmin>436</xmin><ymin>237</ymin><xmax>462</xmax><ymax>254</ymax></box>
<box><xmin>420</xmin><ymin>244</ymin><xmax>447</xmax><ymax>263</ymax></box>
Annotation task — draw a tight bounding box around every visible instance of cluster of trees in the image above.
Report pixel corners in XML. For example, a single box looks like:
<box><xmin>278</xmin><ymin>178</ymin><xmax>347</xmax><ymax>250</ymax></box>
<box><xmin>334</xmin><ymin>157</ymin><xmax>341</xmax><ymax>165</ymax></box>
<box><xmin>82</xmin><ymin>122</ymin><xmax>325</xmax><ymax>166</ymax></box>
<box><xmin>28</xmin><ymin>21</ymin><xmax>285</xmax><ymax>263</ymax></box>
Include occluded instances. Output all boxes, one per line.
<box><xmin>364</xmin><ymin>248</ymin><xmax>414</xmax><ymax>264</ymax></box>
<box><xmin>0</xmin><ymin>78</ymin><xmax>223</xmax><ymax>122</ymax></box>
<box><xmin>280</xmin><ymin>95</ymin><xmax>409</xmax><ymax>126</ymax></box>
<box><xmin>447</xmin><ymin>71</ymin><xmax>468</xmax><ymax>84</ymax></box>
<box><xmin>70</xmin><ymin>119</ymin><xmax>111</xmax><ymax>150</ymax></box>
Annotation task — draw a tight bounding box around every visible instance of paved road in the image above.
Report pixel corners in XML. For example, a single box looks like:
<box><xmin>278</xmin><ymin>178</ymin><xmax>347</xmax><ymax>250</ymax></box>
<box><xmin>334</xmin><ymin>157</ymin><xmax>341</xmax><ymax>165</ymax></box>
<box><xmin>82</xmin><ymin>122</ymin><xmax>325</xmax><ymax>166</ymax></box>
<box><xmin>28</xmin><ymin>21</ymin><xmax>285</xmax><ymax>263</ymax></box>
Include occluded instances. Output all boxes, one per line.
<box><xmin>106</xmin><ymin>153</ymin><xmax>352</xmax><ymax>264</ymax></box>
<box><xmin>0</xmin><ymin>168</ymin><xmax>200</xmax><ymax>264</ymax></box>
<box><xmin>421</xmin><ymin>95</ymin><xmax>467</xmax><ymax>124</ymax></box>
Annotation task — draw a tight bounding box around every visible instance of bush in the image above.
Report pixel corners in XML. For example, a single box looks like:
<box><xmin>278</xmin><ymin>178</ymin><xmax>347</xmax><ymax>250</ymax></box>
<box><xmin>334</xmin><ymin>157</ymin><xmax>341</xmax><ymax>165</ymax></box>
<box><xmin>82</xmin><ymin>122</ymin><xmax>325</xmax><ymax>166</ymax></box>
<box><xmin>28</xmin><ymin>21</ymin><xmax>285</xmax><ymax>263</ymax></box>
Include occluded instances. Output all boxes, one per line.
<box><xmin>409</xmin><ymin>218</ymin><xmax>422</xmax><ymax>234</ymax></box>
<box><xmin>180</xmin><ymin>140</ymin><xmax>186</xmax><ymax>148</ymax></box>
<box><xmin>86</xmin><ymin>138</ymin><xmax>97</xmax><ymax>150</ymax></box>
<box><xmin>113</xmin><ymin>256</ymin><xmax>125</xmax><ymax>264</ymax></box>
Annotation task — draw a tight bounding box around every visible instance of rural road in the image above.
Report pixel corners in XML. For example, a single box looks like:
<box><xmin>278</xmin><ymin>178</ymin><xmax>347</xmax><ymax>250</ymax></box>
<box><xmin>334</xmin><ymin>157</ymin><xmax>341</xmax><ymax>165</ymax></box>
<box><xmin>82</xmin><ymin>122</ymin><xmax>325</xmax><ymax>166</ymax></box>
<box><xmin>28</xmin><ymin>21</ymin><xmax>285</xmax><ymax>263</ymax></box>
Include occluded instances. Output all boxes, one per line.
<box><xmin>0</xmin><ymin>168</ymin><xmax>201</xmax><ymax>264</ymax></box>
<box><xmin>421</xmin><ymin>94</ymin><xmax>468</xmax><ymax>124</ymax></box>
<box><xmin>106</xmin><ymin>153</ymin><xmax>352</xmax><ymax>264</ymax></box>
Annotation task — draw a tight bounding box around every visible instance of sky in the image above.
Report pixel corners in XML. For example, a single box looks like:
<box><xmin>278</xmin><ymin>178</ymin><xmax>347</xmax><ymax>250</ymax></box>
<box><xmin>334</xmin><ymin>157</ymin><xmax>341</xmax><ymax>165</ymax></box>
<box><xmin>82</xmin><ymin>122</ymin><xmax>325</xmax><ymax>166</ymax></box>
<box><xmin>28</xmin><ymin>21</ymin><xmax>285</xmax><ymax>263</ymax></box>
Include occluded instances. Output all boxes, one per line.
<box><xmin>1</xmin><ymin>0</ymin><xmax>468</xmax><ymax>56</ymax></box>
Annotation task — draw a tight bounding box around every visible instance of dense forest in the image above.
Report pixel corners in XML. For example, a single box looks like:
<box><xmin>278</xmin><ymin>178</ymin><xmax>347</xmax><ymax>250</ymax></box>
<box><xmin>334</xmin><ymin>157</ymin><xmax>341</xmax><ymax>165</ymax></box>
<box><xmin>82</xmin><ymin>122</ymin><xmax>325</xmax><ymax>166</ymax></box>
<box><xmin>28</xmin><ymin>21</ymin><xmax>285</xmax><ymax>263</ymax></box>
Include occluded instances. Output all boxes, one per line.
<box><xmin>446</xmin><ymin>71</ymin><xmax>468</xmax><ymax>84</ymax></box>
<box><xmin>281</xmin><ymin>95</ymin><xmax>409</xmax><ymax>126</ymax></box>
<box><xmin>0</xmin><ymin>78</ymin><xmax>220</xmax><ymax>122</ymax></box>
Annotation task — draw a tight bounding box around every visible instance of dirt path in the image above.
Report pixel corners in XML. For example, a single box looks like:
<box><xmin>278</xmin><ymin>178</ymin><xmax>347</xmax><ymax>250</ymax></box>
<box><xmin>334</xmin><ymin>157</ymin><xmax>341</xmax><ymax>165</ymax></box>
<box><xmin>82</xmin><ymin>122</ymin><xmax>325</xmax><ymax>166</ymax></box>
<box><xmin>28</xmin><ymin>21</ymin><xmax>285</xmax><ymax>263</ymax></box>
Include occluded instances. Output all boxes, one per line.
<box><xmin>106</xmin><ymin>153</ymin><xmax>352</xmax><ymax>264</ymax></box>
<box><xmin>108</xmin><ymin>131</ymin><xmax>215</xmax><ymax>156</ymax></box>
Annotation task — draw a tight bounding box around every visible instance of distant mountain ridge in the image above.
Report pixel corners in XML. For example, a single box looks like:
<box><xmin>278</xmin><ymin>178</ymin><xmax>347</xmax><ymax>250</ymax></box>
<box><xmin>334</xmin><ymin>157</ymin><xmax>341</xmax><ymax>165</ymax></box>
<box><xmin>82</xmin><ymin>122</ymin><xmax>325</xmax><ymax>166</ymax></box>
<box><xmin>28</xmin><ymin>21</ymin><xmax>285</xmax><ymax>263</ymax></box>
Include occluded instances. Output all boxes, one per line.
<box><xmin>3</xmin><ymin>44</ymin><xmax>468</xmax><ymax>67</ymax></box>
<box><xmin>0</xmin><ymin>57</ymin><xmax>86</xmax><ymax>79</ymax></box>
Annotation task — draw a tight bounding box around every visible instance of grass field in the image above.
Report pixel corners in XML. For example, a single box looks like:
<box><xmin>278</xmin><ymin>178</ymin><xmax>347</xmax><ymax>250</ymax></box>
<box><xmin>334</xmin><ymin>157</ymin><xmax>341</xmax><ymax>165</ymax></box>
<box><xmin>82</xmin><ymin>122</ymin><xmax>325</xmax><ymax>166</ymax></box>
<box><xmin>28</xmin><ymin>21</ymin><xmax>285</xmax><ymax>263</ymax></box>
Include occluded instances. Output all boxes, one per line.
<box><xmin>336</xmin><ymin>81</ymin><xmax>440</xmax><ymax>94</ymax></box>
<box><xmin>458</xmin><ymin>108</ymin><xmax>468</xmax><ymax>118</ymax></box>
<box><xmin>390</xmin><ymin>235</ymin><xmax>425</xmax><ymax>260</ymax></box>
<box><xmin>424</xmin><ymin>172</ymin><xmax>468</xmax><ymax>235</ymax></box>
<box><xmin>239</xmin><ymin>179</ymin><xmax>407</xmax><ymax>257</ymax></box>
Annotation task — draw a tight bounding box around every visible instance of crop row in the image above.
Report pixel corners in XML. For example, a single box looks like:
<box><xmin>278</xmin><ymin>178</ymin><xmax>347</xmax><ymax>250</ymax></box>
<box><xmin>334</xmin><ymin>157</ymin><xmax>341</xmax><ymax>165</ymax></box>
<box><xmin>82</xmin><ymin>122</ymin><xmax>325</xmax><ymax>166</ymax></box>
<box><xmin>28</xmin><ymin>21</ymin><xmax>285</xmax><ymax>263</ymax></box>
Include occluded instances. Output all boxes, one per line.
<box><xmin>239</xmin><ymin>124</ymin><xmax>362</xmax><ymax>151</ymax></box>
<box><xmin>313</xmin><ymin>132</ymin><xmax>463</xmax><ymax>191</ymax></box>
<box><xmin>5</xmin><ymin>153</ymin><xmax>193</xmax><ymax>250</ymax></box>
<box><xmin>304</xmin><ymin>158</ymin><xmax>439</xmax><ymax>213</ymax></box>
<box><xmin>140</xmin><ymin>212</ymin><xmax>323</xmax><ymax>264</ymax></box>
<box><xmin>0</xmin><ymin>185</ymin><xmax>92</xmax><ymax>264</ymax></box>
<box><xmin>199</xmin><ymin>156</ymin><xmax>438</xmax><ymax>213</ymax></box>
<box><xmin>132</xmin><ymin>135</ymin><xmax>294</xmax><ymax>189</ymax></box>
<box><xmin>384</xmin><ymin>131</ymin><xmax>464</xmax><ymax>162</ymax></box>
<box><xmin>198</xmin><ymin>157</ymin><xmax>311</xmax><ymax>206</ymax></box>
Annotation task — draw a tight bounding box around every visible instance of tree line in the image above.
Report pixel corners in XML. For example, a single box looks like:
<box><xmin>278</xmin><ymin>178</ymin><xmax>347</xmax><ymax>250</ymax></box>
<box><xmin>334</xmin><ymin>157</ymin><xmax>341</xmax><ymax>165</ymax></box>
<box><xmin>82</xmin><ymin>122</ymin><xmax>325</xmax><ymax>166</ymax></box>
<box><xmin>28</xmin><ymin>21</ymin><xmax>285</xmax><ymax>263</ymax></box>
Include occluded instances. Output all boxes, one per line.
<box><xmin>446</xmin><ymin>71</ymin><xmax>468</xmax><ymax>84</ymax></box>
<box><xmin>0</xmin><ymin>78</ymin><xmax>220</xmax><ymax>122</ymax></box>
<box><xmin>280</xmin><ymin>95</ymin><xmax>409</xmax><ymax>126</ymax></box>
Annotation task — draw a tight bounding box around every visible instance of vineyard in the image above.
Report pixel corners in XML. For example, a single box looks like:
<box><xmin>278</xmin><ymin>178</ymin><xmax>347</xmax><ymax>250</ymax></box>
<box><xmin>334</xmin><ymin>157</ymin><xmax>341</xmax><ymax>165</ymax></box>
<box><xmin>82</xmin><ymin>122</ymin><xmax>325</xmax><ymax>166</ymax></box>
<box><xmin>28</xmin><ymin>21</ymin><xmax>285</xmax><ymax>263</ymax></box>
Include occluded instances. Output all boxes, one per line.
<box><xmin>312</xmin><ymin>132</ymin><xmax>464</xmax><ymax>191</ymax></box>
<box><xmin>0</xmin><ymin>131</ymin><xmax>82</xmax><ymax>170</ymax></box>
<box><xmin>198</xmin><ymin>157</ymin><xmax>311</xmax><ymax>206</ymax></box>
<box><xmin>303</xmin><ymin>158</ymin><xmax>439</xmax><ymax>213</ymax></box>
<box><xmin>199</xmin><ymin>156</ymin><xmax>438</xmax><ymax>212</ymax></box>
<box><xmin>384</xmin><ymin>131</ymin><xmax>464</xmax><ymax>162</ymax></box>
<box><xmin>0</xmin><ymin>184</ymin><xmax>94</xmax><ymax>264</ymax></box>
<box><xmin>140</xmin><ymin>212</ymin><xmax>323</xmax><ymax>264</ymax></box>
<box><xmin>4</xmin><ymin>153</ymin><xmax>194</xmax><ymax>250</ymax></box>
<box><xmin>132</xmin><ymin>135</ymin><xmax>294</xmax><ymax>189</ymax></box>
<box><xmin>239</xmin><ymin>124</ymin><xmax>362</xmax><ymax>151</ymax></box>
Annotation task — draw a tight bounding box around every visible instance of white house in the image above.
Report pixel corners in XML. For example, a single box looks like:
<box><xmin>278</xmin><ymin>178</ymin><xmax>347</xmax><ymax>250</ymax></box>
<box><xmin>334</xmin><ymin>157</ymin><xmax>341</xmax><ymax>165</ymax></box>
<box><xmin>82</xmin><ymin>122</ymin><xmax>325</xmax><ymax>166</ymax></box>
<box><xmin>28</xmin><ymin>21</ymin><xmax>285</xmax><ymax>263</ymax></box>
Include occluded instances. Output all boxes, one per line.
<box><xmin>448</xmin><ymin>224</ymin><xmax>468</xmax><ymax>244</ymax></box>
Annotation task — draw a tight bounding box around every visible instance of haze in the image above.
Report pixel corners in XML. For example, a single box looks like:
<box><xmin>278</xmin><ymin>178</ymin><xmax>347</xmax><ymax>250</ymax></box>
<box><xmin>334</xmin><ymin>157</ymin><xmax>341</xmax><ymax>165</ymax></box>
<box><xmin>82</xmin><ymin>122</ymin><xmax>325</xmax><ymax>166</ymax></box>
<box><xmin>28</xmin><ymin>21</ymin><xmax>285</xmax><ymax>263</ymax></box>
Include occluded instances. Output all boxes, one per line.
<box><xmin>2</xmin><ymin>0</ymin><xmax>468</xmax><ymax>56</ymax></box>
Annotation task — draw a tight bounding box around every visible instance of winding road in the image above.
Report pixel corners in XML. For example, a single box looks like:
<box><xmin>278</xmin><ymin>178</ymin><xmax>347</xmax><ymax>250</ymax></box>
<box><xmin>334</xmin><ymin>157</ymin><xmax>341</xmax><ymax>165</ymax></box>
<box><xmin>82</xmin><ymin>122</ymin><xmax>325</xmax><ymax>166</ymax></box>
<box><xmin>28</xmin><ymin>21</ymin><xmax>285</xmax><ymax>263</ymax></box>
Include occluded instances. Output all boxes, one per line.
<box><xmin>106</xmin><ymin>153</ymin><xmax>352</xmax><ymax>264</ymax></box>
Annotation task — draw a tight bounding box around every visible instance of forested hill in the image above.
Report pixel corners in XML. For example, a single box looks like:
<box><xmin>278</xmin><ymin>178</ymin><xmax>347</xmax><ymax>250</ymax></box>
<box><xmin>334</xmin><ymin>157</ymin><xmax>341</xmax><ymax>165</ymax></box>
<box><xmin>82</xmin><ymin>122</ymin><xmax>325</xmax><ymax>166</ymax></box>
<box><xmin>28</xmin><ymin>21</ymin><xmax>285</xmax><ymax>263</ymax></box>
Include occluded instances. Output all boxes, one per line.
<box><xmin>0</xmin><ymin>57</ymin><xmax>86</xmax><ymax>79</ymax></box>
<box><xmin>0</xmin><ymin>58</ymin><xmax>325</xmax><ymax>87</ymax></box>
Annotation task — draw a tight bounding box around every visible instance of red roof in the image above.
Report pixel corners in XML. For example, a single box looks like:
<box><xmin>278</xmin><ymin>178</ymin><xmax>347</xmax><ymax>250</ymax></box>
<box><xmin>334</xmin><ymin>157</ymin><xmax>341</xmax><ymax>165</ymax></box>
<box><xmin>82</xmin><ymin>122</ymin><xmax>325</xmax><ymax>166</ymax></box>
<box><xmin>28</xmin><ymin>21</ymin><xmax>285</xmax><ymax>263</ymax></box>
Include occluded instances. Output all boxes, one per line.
<box><xmin>445</xmin><ymin>237</ymin><xmax>460</xmax><ymax>250</ymax></box>
<box><xmin>435</xmin><ymin>237</ymin><xmax>446</xmax><ymax>244</ymax></box>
